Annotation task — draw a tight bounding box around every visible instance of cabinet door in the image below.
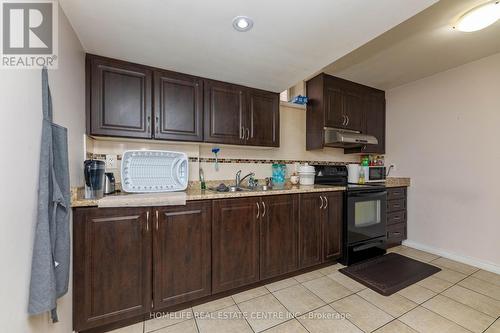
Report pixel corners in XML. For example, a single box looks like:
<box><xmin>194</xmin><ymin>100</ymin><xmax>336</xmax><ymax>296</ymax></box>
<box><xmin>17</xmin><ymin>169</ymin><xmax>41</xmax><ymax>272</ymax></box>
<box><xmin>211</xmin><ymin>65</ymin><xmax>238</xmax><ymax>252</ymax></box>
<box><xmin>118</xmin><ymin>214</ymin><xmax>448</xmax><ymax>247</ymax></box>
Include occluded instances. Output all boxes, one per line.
<box><xmin>204</xmin><ymin>80</ymin><xmax>246</xmax><ymax>145</ymax></box>
<box><xmin>153</xmin><ymin>201</ymin><xmax>211</xmax><ymax>309</ymax></box>
<box><xmin>323</xmin><ymin>192</ymin><xmax>343</xmax><ymax>261</ymax></box>
<box><xmin>154</xmin><ymin>70</ymin><xmax>203</xmax><ymax>141</ymax></box>
<box><xmin>212</xmin><ymin>197</ymin><xmax>260</xmax><ymax>293</ymax></box>
<box><xmin>298</xmin><ymin>193</ymin><xmax>323</xmax><ymax>268</ymax></box>
<box><xmin>343</xmin><ymin>91</ymin><xmax>365</xmax><ymax>132</ymax></box>
<box><xmin>324</xmin><ymin>86</ymin><xmax>345</xmax><ymax>128</ymax></box>
<box><xmin>247</xmin><ymin>89</ymin><xmax>280</xmax><ymax>147</ymax></box>
<box><xmin>88</xmin><ymin>56</ymin><xmax>152</xmax><ymax>138</ymax></box>
<box><xmin>363</xmin><ymin>93</ymin><xmax>386</xmax><ymax>154</ymax></box>
<box><xmin>260</xmin><ymin>195</ymin><xmax>298</xmax><ymax>279</ymax></box>
<box><xmin>73</xmin><ymin>207</ymin><xmax>151</xmax><ymax>331</ymax></box>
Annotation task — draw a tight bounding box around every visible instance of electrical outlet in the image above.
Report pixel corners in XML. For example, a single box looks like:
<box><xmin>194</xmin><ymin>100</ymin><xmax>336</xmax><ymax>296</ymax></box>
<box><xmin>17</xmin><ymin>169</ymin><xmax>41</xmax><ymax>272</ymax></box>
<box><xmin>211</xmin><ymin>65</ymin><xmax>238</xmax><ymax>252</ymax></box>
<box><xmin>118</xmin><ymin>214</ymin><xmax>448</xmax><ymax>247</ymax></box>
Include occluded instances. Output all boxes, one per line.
<box><xmin>105</xmin><ymin>154</ymin><xmax>117</xmax><ymax>169</ymax></box>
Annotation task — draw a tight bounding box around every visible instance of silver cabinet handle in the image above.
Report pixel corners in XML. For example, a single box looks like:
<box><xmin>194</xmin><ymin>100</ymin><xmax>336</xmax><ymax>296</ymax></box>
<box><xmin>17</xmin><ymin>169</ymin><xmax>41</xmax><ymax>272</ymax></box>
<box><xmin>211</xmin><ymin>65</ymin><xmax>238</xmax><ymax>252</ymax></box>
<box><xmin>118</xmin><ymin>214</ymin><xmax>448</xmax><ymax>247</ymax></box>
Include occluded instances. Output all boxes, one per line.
<box><xmin>146</xmin><ymin>211</ymin><xmax>150</xmax><ymax>231</ymax></box>
<box><xmin>319</xmin><ymin>196</ymin><xmax>324</xmax><ymax>209</ymax></box>
<box><xmin>240</xmin><ymin>126</ymin><xmax>244</xmax><ymax>139</ymax></box>
<box><xmin>323</xmin><ymin>196</ymin><xmax>328</xmax><ymax>210</ymax></box>
<box><xmin>262</xmin><ymin>201</ymin><xmax>266</xmax><ymax>217</ymax></box>
<box><xmin>155</xmin><ymin>116</ymin><xmax>159</xmax><ymax>134</ymax></box>
<box><xmin>341</xmin><ymin>115</ymin><xmax>346</xmax><ymax>126</ymax></box>
<box><xmin>147</xmin><ymin>116</ymin><xmax>151</xmax><ymax>133</ymax></box>
<box><xmin>155</xmin><ymin>210</ymin><xmax>159</xmax><ymax>230</ymax></box>
<box><xmin>346</xmin><ymin>115</ymin><xmax>350</xmax><ymax>126</ymax></box>
<box><xmin>245</xmin><ymin>128</ymin><xmax>250</xmax><ymax>140</ymax></box>
<box><xmin>256</xmin><ymin>202</ymin><xmax>260</xmax><ymax>219</ymax></box>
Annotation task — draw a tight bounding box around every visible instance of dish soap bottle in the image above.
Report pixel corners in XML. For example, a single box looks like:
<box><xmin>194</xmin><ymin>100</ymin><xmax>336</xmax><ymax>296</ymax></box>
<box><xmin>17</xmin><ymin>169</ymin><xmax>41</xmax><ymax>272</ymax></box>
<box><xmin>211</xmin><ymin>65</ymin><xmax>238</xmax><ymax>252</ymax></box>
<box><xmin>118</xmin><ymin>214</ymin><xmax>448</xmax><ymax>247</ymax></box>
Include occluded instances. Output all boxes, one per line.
<box><xmin>359</xmin><ymin>166</ymin><xmax>365</xmax><ymax>184</ymax></box>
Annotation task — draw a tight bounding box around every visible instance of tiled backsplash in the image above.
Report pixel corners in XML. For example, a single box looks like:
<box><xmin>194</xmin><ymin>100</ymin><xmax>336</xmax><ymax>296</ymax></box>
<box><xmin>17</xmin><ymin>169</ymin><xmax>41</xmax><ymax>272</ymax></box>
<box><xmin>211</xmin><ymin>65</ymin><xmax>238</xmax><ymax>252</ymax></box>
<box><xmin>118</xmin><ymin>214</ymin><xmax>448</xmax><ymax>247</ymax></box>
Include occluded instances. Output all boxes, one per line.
<box><xmin>84</xmin><ymin>103</ymin><xmax>364</xmax><ymax>184</ymax></box>
<box><xmin>87</xmin><ymin>152</ymin><xmax>353</xmax><ymax>166</ymax></box>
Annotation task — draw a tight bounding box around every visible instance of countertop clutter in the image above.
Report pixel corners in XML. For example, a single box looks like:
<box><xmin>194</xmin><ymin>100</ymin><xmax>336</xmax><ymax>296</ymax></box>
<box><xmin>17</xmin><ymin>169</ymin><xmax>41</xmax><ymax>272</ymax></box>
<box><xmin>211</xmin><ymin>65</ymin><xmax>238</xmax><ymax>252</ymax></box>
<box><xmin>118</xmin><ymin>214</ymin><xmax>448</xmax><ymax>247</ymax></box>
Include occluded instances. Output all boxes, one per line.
<box><xmin>71</xmin><ymin>177</ymin><xmax>410</xmax><ymax>208</ymax></box>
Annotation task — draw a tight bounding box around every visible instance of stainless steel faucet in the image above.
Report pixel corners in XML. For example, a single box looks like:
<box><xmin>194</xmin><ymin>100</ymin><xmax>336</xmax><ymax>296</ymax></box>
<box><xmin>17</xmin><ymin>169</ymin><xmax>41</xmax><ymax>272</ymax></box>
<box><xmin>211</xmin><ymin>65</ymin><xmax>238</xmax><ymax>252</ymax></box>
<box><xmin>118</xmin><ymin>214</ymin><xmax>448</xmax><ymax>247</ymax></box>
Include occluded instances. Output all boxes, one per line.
<box><xmin>235</xmin><ymin>170</ymin><xmax>255</xmax><ymax>188</ymax></box>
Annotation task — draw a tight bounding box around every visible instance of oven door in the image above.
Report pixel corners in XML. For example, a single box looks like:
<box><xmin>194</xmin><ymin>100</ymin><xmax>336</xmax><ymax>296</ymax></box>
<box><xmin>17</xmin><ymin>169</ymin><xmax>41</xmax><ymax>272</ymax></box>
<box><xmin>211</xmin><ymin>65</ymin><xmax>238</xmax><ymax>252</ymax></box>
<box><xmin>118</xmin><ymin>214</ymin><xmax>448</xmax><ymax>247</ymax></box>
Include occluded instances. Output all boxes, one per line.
<box><xmin>347</xmin><ymin>190</ymin><xmax>387</xmax><ymax>244</ymax></box>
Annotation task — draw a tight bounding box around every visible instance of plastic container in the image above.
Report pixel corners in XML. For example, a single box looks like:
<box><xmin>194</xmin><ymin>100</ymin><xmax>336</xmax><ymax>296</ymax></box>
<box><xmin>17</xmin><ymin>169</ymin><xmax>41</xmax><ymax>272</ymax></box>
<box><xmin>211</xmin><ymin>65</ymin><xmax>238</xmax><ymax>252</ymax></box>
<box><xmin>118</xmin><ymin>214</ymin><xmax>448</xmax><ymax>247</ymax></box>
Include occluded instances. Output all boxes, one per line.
<box><xmin>298</xmin><ymin>164</ymin><xmax>315</xmax><ymax>185</ymax></box>
<box><xmin>272</xmin><ymin>164</ymin><xmax>286</xmax><ymax>188</ymax></box>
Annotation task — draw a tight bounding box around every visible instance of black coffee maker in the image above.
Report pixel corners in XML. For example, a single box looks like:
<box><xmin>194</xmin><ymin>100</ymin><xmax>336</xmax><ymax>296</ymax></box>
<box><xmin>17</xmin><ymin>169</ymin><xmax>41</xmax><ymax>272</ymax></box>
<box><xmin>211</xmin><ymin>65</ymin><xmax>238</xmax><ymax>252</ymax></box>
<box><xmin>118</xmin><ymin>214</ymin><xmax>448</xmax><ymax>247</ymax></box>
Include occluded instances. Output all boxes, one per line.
<box><xmin>84</xmin><ymin>160</ymin><xmax>105</xmax><ymax>199</ymax></box>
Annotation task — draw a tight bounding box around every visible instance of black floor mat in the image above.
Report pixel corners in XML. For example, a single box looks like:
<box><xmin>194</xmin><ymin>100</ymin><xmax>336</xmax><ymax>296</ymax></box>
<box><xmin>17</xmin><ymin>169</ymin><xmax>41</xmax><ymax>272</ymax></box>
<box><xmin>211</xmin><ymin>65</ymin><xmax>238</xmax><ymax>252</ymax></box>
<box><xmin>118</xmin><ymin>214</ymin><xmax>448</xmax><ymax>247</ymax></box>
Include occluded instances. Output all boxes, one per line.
<box><xmin>339</xmin><ymin>253</ymin><xmax>441</xmax><ymax>296</ymax></box>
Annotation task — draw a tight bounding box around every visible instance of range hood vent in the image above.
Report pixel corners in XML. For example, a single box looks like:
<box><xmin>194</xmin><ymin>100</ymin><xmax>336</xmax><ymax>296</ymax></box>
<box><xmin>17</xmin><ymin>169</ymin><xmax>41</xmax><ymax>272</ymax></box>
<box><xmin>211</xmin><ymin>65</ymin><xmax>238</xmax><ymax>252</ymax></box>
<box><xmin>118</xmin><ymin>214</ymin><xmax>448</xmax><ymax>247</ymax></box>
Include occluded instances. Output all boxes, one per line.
<box><xmin>324</xmin><ymin>127</ymin><xmax>378</xmax><ymax>148</ymax></box>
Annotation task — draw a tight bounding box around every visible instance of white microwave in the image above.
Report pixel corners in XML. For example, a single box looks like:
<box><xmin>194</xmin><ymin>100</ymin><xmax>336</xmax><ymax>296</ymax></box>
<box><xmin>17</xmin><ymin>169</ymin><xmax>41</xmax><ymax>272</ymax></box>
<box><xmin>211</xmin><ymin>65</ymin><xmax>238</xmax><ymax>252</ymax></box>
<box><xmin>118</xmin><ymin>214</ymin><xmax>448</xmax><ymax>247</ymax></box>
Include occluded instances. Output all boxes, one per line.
<box><xmin>365</xmin><ymin>166</ymin><xmax>386</xmax><ymax>183</ymax></box>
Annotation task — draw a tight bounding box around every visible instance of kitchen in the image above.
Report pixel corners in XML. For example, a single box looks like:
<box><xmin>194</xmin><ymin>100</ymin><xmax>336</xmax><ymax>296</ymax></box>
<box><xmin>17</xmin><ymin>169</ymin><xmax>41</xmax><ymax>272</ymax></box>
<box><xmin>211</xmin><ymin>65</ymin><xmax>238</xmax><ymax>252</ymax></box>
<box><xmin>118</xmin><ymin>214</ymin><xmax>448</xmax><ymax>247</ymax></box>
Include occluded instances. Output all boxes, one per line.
<box><xmin>2</xmin><ymin>1</ymin><xmax>500</xmax><ymax>333</ymax></box>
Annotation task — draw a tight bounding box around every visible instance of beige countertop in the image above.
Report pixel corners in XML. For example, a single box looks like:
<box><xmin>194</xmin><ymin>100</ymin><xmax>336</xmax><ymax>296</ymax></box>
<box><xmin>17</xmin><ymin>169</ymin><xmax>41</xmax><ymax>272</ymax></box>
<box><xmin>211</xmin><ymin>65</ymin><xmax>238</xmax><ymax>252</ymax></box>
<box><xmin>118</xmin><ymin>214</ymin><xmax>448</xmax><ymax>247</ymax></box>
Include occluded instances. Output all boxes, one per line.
<box><xmin>71</xmin><ymin>184</ymin><xmax>345</xmax><ymax>208</ymax></box>
<box><xmin>71</xmin><ymin>177</ymin><xmax>410</xmax><ymax>208</ymax></box>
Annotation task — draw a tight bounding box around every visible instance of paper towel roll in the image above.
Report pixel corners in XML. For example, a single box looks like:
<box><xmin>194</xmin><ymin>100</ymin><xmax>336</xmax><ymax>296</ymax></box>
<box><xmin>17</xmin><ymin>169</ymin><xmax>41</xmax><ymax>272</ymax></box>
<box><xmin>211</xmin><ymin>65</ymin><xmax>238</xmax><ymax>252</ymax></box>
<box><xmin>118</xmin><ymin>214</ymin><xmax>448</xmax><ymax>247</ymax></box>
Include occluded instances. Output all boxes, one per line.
<box><xmin>347</xmin><ymin>164</ymin><xmax>360</xmax><ymax>184</ymax></box>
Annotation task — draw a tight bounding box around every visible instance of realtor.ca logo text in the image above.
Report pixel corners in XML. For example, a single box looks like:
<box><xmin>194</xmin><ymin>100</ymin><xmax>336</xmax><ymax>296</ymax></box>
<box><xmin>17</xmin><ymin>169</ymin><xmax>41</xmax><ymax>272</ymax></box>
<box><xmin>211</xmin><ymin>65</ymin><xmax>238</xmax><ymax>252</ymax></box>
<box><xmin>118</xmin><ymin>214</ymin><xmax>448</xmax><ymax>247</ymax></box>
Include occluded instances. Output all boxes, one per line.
<box><xmin>1</xmin><ymin>0</ymin><xmax>58</xmax><ymax>69</ymax></box>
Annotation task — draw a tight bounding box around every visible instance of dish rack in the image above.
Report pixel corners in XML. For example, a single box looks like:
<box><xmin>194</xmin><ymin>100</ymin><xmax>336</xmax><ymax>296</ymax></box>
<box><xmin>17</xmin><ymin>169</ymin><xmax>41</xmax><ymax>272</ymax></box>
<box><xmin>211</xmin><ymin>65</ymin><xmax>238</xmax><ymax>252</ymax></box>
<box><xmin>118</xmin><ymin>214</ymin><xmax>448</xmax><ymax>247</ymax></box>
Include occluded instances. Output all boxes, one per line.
<box><xmin>121</xmin><ymin>150</ymin><xmax>189</xmax><ymax>193</ymax></box>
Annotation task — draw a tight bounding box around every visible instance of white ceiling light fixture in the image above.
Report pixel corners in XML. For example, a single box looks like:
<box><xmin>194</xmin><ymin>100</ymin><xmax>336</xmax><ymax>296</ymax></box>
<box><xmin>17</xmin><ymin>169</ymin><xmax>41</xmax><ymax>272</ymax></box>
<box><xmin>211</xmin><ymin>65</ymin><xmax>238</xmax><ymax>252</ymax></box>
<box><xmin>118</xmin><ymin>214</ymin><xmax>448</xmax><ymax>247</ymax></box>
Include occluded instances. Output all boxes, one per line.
<box><xmin>232</xmin><ymin>16</ymin><xmax>253</xmax><ymax>32</ymax></box>
<box><xmin>454</xmin><ymin>1</ymin><xmax>500</xmax><ymax>32</ymax></box>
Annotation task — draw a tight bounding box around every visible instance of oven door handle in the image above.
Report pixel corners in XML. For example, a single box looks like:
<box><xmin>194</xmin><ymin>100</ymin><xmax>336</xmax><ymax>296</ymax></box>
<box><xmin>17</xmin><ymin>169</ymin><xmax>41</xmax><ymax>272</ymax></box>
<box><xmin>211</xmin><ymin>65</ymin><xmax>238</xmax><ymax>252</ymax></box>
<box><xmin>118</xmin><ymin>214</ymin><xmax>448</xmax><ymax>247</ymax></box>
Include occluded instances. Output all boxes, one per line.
<box><xmin>349</xmin><ymin>191</ymin><xmax>387</xmax><ymax>198</ymax></box>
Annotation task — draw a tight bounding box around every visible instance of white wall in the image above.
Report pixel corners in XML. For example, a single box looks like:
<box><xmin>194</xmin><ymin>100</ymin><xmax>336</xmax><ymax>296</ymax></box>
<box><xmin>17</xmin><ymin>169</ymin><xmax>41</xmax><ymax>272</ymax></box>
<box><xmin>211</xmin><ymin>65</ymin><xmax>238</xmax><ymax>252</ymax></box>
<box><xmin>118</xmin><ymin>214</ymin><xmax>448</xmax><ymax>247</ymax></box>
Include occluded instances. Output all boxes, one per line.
<box><xmin>386</xmin><ymin>52</ymin><xmax>500</xmax><ymax>270</ymax></box>
<box><xmin>0</xmin><ymin>7</ymin><xmax>85</xmax><ymax>333</ymax></box>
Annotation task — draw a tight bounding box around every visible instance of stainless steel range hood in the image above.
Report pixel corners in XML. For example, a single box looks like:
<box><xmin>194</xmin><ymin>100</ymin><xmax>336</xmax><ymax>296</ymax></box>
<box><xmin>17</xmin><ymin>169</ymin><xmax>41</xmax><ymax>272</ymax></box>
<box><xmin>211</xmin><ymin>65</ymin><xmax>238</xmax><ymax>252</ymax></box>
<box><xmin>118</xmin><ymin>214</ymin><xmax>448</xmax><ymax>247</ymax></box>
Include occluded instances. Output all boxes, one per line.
<box><xmin>324</xmin><ymin>127</ymin><xmax>378</xmax><ymax>148</ymax></box>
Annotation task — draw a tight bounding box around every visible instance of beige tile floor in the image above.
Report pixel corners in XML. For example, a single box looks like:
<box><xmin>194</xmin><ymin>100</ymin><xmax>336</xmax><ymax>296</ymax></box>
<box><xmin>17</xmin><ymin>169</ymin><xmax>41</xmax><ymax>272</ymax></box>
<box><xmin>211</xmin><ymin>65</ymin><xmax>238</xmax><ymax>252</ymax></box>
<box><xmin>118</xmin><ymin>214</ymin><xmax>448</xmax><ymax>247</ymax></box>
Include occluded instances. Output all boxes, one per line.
<box><xmin>110</xmin><ymin>246</ymin><xmax>500</xmax><ymax>333</ymax></box>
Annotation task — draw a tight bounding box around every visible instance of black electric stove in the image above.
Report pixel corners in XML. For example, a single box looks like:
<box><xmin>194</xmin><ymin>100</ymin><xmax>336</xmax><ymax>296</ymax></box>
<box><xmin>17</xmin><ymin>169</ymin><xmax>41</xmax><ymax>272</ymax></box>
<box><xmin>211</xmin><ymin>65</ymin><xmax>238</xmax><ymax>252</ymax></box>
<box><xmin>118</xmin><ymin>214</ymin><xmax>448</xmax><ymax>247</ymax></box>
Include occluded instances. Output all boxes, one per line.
<box><xmin>313</xmin><ymin>165</ymin><xmax>387</xmax><ymax>265</ymax></box>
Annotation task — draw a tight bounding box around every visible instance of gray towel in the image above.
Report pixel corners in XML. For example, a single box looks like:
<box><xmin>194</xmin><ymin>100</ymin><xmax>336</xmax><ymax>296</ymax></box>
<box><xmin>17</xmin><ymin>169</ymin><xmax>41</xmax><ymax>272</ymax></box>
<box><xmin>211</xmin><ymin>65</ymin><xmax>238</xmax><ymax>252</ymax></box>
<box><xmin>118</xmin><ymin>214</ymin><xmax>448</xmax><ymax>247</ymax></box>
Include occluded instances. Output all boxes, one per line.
<box><xmin>28</xmin><ymin>68</ymin><xmax>70</xmax><ymax>322</ymax></box>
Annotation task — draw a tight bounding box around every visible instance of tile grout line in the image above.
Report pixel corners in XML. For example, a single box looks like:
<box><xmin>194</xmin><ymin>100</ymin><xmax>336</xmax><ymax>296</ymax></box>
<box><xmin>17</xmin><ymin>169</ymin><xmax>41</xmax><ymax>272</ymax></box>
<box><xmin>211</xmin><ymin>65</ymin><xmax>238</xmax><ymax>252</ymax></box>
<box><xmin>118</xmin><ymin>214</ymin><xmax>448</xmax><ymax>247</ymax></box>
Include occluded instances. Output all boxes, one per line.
<box><xmin>232</xmin><ymin>300</ymin><xmax>256</xmax><ymax>333</ymax></box>
<box><xmin>410</xmin><ymin>267</ymin><xmax>485</xmax><ymax>333</ymax></box>
<box><xmin>259</xmin><ymin>288</ymin><xmax>312</xmax><ymax>333</ymax></box>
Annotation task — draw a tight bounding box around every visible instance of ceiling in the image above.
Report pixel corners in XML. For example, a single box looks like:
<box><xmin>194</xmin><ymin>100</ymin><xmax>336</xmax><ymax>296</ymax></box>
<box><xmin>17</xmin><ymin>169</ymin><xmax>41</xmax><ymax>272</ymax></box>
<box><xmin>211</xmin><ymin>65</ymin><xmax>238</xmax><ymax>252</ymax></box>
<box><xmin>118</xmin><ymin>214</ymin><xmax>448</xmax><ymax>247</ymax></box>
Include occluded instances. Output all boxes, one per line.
<box><xmin>59</xmin><ymin>0</ymin><xmax>436</xmax><ymax>92</ymax></box>
<box><xmin>323</xmin><ymin>0</ymin><xmax>500</xmax><ymax>90</ymax></box>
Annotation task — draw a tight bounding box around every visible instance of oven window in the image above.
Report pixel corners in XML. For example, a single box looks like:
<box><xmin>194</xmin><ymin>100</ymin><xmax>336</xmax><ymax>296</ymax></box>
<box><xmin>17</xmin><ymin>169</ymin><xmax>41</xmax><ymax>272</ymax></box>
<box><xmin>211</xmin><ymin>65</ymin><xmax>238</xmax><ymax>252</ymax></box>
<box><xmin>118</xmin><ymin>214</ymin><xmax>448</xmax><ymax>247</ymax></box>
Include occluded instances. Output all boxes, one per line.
<box><xmin>355</xmin><ymin>200</ymin><xmax>381</xmax><ymax>227</ymax></box>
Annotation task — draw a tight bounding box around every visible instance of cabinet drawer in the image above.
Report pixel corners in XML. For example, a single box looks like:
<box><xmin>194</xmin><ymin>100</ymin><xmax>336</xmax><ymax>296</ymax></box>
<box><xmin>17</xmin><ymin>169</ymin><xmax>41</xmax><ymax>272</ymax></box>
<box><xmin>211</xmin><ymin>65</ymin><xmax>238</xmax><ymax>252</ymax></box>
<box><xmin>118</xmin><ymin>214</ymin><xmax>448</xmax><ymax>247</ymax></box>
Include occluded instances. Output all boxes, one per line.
<box><xmin>387</xmin><ymin>187</ymin><xmax>406</xmax><ymax>200</ymax></box>
<box><xmin>387</xmin><ymin>222</ymin><xmax>406</xmax><ymax>244</ymax></box>
<box><xmin>387</xmin><ymin>198</ymin><xmax>406</xmax><ymax>212</ymax></box>
<box><xmin>387</xmin><ymin>211</ymin><xmax>407</xmax><ymax>226</ymax></box>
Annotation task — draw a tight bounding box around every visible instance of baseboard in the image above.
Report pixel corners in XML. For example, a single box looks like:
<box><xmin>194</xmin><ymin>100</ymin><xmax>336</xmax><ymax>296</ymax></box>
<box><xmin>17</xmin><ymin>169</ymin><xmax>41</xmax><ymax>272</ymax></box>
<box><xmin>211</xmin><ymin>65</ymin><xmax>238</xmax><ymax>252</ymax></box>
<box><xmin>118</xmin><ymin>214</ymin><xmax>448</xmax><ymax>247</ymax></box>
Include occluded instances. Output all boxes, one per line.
<box><xmin>402</xmin><ymin>240</ymin><xmax>500</xmax><ymax>275</ymax></box>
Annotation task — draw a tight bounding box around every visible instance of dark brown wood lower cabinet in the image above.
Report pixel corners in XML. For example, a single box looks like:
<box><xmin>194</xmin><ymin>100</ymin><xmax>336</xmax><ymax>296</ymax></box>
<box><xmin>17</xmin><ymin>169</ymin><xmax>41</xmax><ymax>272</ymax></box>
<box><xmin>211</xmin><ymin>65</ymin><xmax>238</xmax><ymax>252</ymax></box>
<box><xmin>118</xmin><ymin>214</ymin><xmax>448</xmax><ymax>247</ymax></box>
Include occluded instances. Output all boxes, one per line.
<box><xmin>323</xmin><ymin>192</ymin><xmax>343</xmax><ymax>261</ymax></box>
<box><xmin>212</xmin><ymin>197</ymin><xmax>260</xmax><ymax>293</ymax></box>
<box><xmin>298</xmin><ymin>193</ymin><xmax>323</xmax><ymax>268</ymax></box>
<box><xmin>260</xmin><ymin>195</ymin><xmax>299</xmax><ymax>279</ymax></box>
<box><xmin>153</xmin><ymin>201</ymin><xmax>211</xmax><ymax>309</ymax></box>
<box><xmin>73</xmin><ymin>207</ymin><xmax>152</xmax><ymax>331</ymax></box>
<box><xmin>386</xmin><ymin>187</ymin><xmax>408</xmax><ymax>248</ymax></box>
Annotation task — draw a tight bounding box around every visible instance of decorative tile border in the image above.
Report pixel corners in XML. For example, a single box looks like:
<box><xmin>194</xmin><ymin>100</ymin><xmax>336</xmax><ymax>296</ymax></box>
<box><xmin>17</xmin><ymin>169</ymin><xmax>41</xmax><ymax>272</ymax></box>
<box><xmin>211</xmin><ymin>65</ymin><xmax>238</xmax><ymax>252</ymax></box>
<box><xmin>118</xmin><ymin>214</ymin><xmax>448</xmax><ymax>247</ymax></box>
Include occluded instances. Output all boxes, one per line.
<box><xmin>198</xmin><ymin>158</ymin><xmax>352</xmax><ymax>165</ymax></box>
<box><xmin>86</xmin><ymin>152</ymin><xmax>355</xmax><ymax>166</ymax></box>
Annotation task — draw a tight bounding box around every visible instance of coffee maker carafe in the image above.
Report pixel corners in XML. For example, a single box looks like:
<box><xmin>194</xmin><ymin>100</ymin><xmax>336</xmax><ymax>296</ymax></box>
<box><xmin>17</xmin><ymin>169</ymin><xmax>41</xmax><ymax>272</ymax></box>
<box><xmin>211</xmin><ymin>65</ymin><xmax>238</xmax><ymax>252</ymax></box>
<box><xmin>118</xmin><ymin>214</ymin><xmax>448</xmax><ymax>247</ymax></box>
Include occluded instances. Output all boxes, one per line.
<box><xmin>84</xmin><ymin>160</ymin><xmax>105</xmax><ymax>199</ymax></box>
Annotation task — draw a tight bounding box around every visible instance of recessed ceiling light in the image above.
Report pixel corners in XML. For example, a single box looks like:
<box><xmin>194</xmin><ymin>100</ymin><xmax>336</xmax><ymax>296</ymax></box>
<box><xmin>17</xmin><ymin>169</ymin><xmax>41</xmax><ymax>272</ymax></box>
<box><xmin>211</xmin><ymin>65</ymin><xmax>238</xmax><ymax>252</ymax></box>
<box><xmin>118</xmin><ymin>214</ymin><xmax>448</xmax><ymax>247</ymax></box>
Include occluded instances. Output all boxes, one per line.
<box><xmin>232</xmin><ymin>16</ymin><xmax>253</xmax><ymax>32</ymax></box>
<box><xmin>454</xmin><ymin>1</ymin><xmax>500</xmax><ymax>32</ymax></box>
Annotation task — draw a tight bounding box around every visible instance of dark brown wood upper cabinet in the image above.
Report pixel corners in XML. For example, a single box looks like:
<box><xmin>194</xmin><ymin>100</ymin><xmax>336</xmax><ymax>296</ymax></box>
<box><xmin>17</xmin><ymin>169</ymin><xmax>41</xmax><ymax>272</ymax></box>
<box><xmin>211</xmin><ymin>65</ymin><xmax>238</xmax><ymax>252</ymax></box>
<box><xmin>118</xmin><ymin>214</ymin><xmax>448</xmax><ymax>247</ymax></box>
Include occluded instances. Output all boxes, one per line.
<box><xmin>324</xmin><ymin>86</ymin><xmax>345</xmax><ymax>128</ymax></box>
<box><xmin>298</xmin><ymin>193</ymin><xmax>323</xmax><ymax>268</ymax></box>
<box><xmin>212</xmin><ymin>197</ymin><xmax>260</xmax><ymax>293</ymax></box>
<box><xmin>362</xmin><ymin>93</ymin><xmax>386</xmax><ymax>154</ymax></box>
<box><xmin>87</xmin><ymin>55</ymin><xmax>153</xmax><ymax>139</ymax></box>
<box><xmin>343</xmin><ymin>91</ymin><xmax>365</xmax><ymax>131</ymax></box>
<box><xmin>260</xmin><ymin>195</ymin><xmax>298</xmax><ymax>279</ymax></box>
<box><xmin>306</xmin><ymin>73</ymin><xmax>385</xmax><ymax>153</ymax></box>
<box><xmin>323</xmin><ymin>192</ymin><xmax>343</xmax><ymax>261</ymax></box>
<box><xmin>204</xmin><ymin>80</ymin><xmax>246</xmax><ymax>145</ymax></box>
<box><xmin>153</xmin><ymin>70</ymin><xmax>203</xmax><ymax>142</ymax></box>
<box><xmin>247</xmin><ymin>89</ymin><xmax>280</xmax><ymax>147</ymax></box>
<box><xmin>73</xmin><ymin>207</ymin><xmax>152</xmax><ymax>331</ymax></box>
<box><xmin>153</xmin><ymin>201</ymin><xmax>211</xmax><ymax>309</ymax></box>
<box><xmin>86</xmin><ymin>54</ymin><xmax>280</xmax><ymax>147</ymax></box>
